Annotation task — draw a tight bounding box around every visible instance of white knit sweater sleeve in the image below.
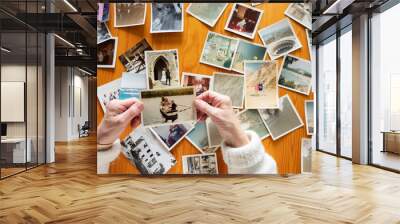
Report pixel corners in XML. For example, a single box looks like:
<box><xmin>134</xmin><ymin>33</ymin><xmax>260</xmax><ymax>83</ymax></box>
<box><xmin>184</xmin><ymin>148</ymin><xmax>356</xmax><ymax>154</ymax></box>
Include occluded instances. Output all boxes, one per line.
<box><xmin>221</xmin><ymin>131</ymin><xmax>277</xmax><ymax>174</ymax></box>
<box><xmin>97</xmin><ymin>139</ymin><xmax>121</xmax><ymax>174</ymax></box>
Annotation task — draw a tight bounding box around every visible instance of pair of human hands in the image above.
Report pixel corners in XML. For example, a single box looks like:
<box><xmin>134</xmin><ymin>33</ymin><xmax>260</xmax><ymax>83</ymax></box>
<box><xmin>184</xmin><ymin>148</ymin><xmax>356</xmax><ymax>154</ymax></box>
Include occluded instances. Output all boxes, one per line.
<box><xmin>97</xmin><ymin>91</ymin><xmax>249</xmax><ymax>148</ymax></box>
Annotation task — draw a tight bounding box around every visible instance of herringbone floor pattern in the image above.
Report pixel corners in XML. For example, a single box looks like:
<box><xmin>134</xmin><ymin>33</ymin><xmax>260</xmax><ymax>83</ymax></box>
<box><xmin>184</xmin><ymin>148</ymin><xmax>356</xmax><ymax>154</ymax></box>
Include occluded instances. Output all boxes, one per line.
<box><xmin>0</xmin><ymin>136</ymin><xmax>399</xmax><ymax>224</ymax></box>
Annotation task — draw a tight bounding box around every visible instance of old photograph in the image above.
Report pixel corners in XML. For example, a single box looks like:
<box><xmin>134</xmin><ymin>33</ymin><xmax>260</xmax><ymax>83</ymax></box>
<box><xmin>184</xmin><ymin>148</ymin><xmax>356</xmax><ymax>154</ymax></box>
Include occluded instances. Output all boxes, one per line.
<box><xmin>225</xmin><ymin>3</ymin><xmax>264</xmax><ymax>39</ymax></box>
<box><xmin>278</xmin><ymin>55</ymin><xmax>312</xmax><ymax>95</ymax></box>
<box><xmin>121</xmin><ymin>128</ymin><xmax>177</xmax><ymax>175</ymax></box>
<box><xmin>284</xmin><ymin>3</ymin><xmax>312</xmax><ymax>30</ymax></box>
<box><xmin>97</xmin><ymin>22</ymin><xmax>111</xmax><ymax>44</ymax></box>
<box><xmin>186</xmin><ymin>3</ymin><xmax>228</xmax><ymax>27</ymax></box>
<box><xmin>97</xmin><ymin>37</ymin><xmax>118</xmax><ymax>68</ymax></box>
<box><xmin>237</xmin><ymin>109</ymin><xmax>270</xmax><ymax>139</ymax></box>
<box><xmin>145</xmin><ymin>49</ymin><xmax>180</xmax><ymax>89</ymax></box>
<box><xmin>258</xmin><ymin>18</ymin><xmax>302</xmax><ymax>60</ymax></box>
<box><xmin>119</xmin><ymin>39</ymin><xmax>152</xmax><ymax>73</ymax></box>
<box><xmin>97</xmin><ymin>3</ymin><xmax>109</xmax><ymax>22</ymax></box>
<box><xmin>182</xmin><ymin>153</ymin><xmax>218</xmax><ymax>174</ymax></box>
<box><xmin>151</xmin><ymin>123</ymin><xmax>194</xmax><ymax>151</ymax></box>
<box><xmin>232</xmin><ymin>40</ymin><xmax>267</xmax><ymax>74</ymax></box>
<box><xmin>97</xmin><ymin>78</ymin><xmax>121</xmax><ymax>113</ymax></box>
<box><xmin>151</xmin><ymin>3</ymin><xmax>184</xmax><ymax>33</ymax></box>
<box><xmin>119</xmin><ymin>71</ymin><xmax>148</xmax><ymax>100</ymax></box>
<box><xmin>244</xmin><ymin>60</ymin><xmax>279</xmax><ymax>109</ymax></box>
<box><xmin>140</xmin><ymin>87</ymin><xmax>196</xmax><ymax>127</ymax></box>
<box><xmin>186</xmin><ymin>121</ymin><xmax>218</xmax><ymax>154</ymax></box>
<box><xmin>306</xmin><ymin>29</ymin><xmax>313</xmax><ymax>60</ymax></box>
<box><xmin>301</xmin><ymin>138</ymin><xmax>312</xmax><ymax>173</ymax></box>
<box><xmin>181</xmin><ymin>73</ymin><xmax>213</xmax><ymax>96</ymax></box>
<box><xmin>206</xmin><ymin>118</ymin><xmax>223</xmax><ymax>147</ymax></box>
<box><xmin>259</xmin><ymin>95</ymin><xmax>304</xmax><ymax>140</ymax></box>
<box><xmin>200</xmin><ymin>31</ymin><xmax>239</xmax><ymax>70</ymax></box>
<box><xmin>305</xmin><ymin>100</ymin><xmax>314</xmax><ymax>135</ymax></box>
<box><xmin>213</xmin><ymin>72</ymin><xmax>244</xmax><ymax>108</ymax></box>
<box><xmin>114</xmin><ymin>3</ymin><xmax>146</xmax><ymax>27</ymax></box>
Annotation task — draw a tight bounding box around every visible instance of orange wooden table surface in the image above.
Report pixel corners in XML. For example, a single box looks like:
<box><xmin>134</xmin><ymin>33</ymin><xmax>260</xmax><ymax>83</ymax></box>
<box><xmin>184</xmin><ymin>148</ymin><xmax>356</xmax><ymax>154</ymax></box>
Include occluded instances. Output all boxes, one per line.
<box><xmin>97</xmin><ymin>3</ymin><xmax>314</xmax><ymax>175</ymax></box>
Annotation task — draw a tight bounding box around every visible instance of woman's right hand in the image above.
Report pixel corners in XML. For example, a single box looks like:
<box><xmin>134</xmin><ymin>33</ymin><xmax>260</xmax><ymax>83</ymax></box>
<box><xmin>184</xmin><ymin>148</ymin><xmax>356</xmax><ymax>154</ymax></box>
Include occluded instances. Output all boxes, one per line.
<box><xmin>194</xmin><ymin>91</ymin><xmax>249</xmax><ymax>148</ymax></box>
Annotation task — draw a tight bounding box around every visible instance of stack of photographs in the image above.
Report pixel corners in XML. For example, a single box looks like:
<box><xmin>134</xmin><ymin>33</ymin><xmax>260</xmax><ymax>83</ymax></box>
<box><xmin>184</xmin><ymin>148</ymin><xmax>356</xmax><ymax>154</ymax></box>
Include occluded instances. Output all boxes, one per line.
<box><xmin>121</xmin><ymin>128</ymin><xmax>177</xmax><ymax>175</ymax></box>
<box><xmin>225</xmin><ymin>3</ymin><xmax>264</xmax><ymax>39</ymax></box>
<box><xmin>278</xmin><ymin>55</ymin><xmax>312</xmax><ymax>95</ymax></box>
<box><xmin>181</xmin><ymin>73</ymin><xmax>213</xmax><ymax>96</ymax></box>
<box><xmin>182</xmin><ymin>153</ymin><xmax>218</xmax><ymax>174</ymax></box>
<box><xmin>186</xmin><ymin>3</ymin><xmax>228</xmax><ymax>27</ymax></box>
<box><xmin>151</xmin><ymin>3</ymin><xmax>184</xmax><ymax>33</ymax></box>
<box><xmin>114</xmin><ymin>3</ymin><xmax>146</xmax><ymax>28</ymax></box>
<box><xmin>259</xmin><ymin>95</ymin><xmax>304</xmax><ymax>140</ymax></box>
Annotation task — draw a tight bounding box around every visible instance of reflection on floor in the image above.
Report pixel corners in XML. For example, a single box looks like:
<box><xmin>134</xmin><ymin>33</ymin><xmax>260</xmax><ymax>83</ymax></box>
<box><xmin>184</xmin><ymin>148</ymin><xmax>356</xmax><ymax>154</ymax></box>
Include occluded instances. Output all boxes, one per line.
<box><xmin>0</xmin><ymin>136</ymin><xmax>399</xmax><ymax>223</ymax></box>
<box><xmin>373</xmin><ymin>150</ymin><xmax>400</xmax><ymax>171</ymax></box>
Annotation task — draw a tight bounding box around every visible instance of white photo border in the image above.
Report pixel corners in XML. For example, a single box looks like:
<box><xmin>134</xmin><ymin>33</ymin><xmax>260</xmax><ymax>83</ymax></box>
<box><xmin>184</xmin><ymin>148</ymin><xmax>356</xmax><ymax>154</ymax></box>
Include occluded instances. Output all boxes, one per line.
<box><xmin>150</xmin><ymin>3</ymin><xmax>184</xmax><ymax>33</ymax></box>
<box><xmin>182</xmin><ymin>153</ymin><xmax>219</xmax><ymax>175</ymax></box>
<box><xmin>150</xmin><ymin>123</ymin><xmax>195</xmax><ymax>151</ymax></box>
<box><xmin>145</xmin><ymin>49</ymin><xmax>180</xmax><ymax>89</ymax></box>
<box><xmin>277</xmin><ymin>54</ymin><xmax>312</xmax><ymax>96</ymax></box>
<box><xmin>98</xmin><ymin>37</ymin><xmax>118</xmax><ymax>69</ymax></box>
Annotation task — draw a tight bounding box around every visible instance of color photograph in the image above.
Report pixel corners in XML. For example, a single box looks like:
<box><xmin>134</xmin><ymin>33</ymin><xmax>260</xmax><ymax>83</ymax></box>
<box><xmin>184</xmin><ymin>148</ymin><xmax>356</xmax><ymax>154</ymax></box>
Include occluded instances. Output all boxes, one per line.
<box><xmin>181</xmin><ymin>73</ymin><xmax>213</xmax><ymax>96</ymax></box>
<box><xmin>119</xmin><ymin>71</ymin><xmax>148</xmax><ymax>100</ymax></box>
<box><xmin>244</xmin><ymin>60</ymin><xmax>279</xmax><ymax>109</ymax></box>
<box><xmin>258</xmin><ymin>18</ymin><xmax>302</xmax><ymax>60</ymax></box>
<box><xmin>305</xmin><ymin>100</ymin><xmax>314</xmax><ymax>135</ymax></box>
<box><xmin>200</xmin><ymin>31</ymin><xmax>239</xmax><ymax>70</ymax></box>
<box><xmin>119</xmin><ymin>39</ymin><xmax>152</xmax><ymax>73</ymax></box>
<box><xmin>140</xmin><ymin>87</ymin><xmax>196</xmax><ymax>127</ymax></box>
<box><xmin>186</xmin><ymin>121</ymin><xmax>209</xmax><ymax>153</ymax></box>
<box><xmin>206</xmin><ymin>118</ymin><xmax>223</xmax><ymax>147</ymax></box>
<box><xmin>120</xmin><ymin>128</ymin><xmax>177</xmax><ymax>175</ymax></box>
<box><xmin>278</xmin><ymin>55</ymin><xmax>312</xmax><ymax>95</ymax></box>
<box><xmin>97</xmin><ymin>3</ymin><xmax>109</xmax><ymax>22</ymax></box>
<box><xmin>182</xmin><ymin>153</ymin><xmax>218</xmax><ymax>174</ymax></box>
<box><xmin>284</xmin><ymin>3</ymin><xmax>312</xmax><ymax>30</ymax></box>
<box><xmin>151</xmin><ymin>123</ymin><xmax>194</xmax><ymax>151</ymax></box>
<box><xmin>258</xmin><ymin>95</ymin><xmax>304</xmax><ymax>140</ymax></box>
<box><xmin>97</xmin><ymin>22</ymin><xmax>111</xmax><ymax>44</ymax></box>
<box><xmin>97</xmin><ymin>78</ymin><xmax>121</xmax><ymax>113</ymax></box>
<box><xmin>97</xmin><ymin>37</ymin><xmax>118</xmax><ymax>68</ymax></box>
<box><xmin>151</xmin><ymin>3</ymin><xmax>184</xmax><ymax>33</ymax></box>
<box><xmin>145</xmin><ymin>49</ymin><xmax>180</xmax><ymax>89</ymax></box>
<box><xmin>301</xmin><ymin>138</ymin><xmax>312</xmax><ymax>173</ymax></box>
<box><xmin>237</xmin><ymin>109</ymin><xmax>270</xmax><ymax>139</ymax></box>
<box><xmin>186</xmin><ymin>3</ymin><xmax>228</xmax><ymax>27</ymax></box>
<box><xmin>114</xmin><ymin>3</ymin><xmax>146</xmax><ymax>27</ymax></box>
<box><xmin>232</xmin><ymin>40</ymin><xmax>267</xmax><ymax>74</ymax></box>
<box><xmin>212</xmin><ymin>72</ymin><xmax>244</xmax><ymax>108</ymax></box>
<box><xmin>225</xmin><ymin>3</ymin><xmax>264</xmax><ymax>39</ymax></box>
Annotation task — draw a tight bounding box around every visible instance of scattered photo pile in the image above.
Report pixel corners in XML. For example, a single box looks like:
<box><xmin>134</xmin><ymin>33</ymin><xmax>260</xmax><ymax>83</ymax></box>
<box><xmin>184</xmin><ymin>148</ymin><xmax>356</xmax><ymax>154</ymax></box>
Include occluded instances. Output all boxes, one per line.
<box><xmin>97</xmin><ymin>3</ymin><xmax>314</xmax><ymax>175</ymax></box>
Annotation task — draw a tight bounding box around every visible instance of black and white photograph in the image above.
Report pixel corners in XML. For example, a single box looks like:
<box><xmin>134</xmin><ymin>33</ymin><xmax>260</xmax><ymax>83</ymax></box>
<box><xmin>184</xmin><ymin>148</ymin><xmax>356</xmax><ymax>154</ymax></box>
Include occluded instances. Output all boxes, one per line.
<box><xmin>97</xmin><ymin>78</ymin><xmax>121</xmax><ymax>113</ymax></box>
<box><xmin>114</xmin><ymin>3</ymin><xmax>146</xmax><ymax>28</ymax></box>
<box><xmin>97</xmin><ymin>37</ymin><xmax>118</xmax><ymax>68</ymax></box>
<box><xmin>301</xmin><ymin>138</ymin><xmax>312</xmax><ymax>173</ymax></box>
<box><xmin>145</xmin><ymin>49</ymin><xmax>180</xmax><ymax>89</ymax></box>
<box><xmin>244</xmin><ymin>60</ymin><xmax>279</xmax><ymax>109</ymax></box>
<box><xmin>225</xmin><ymin>3</ymin><xmax>264</xmax><ymax>39</ymax></box>
<box><xmin>97</xmin><ymin>22</ymin><xmax>111</xmax><ymax>44</ymax></box>
<box><xmin>258</xmin><ymin>18</ymin><xmax>302</xmax><ymax>60</ymax></box>
<box><xmin>151</xmin><ymin>123</ymin><xmax>194</xmax><ymax>151</ymax></box>
<box><xmin>258</xmin><ymin>95</ymin><xmax>304</xmax><ymax>140</ymax></box>
<box><xmin>212</xmin><ymin>72</ymin><xmax>244</xmax><ymax>108</ymax></box>
<box><xmin>200</xmin><ymin>32</ymin><xmax>239</xmax><ymax>70</ymax></box>
<box><xmin>206</xmin><ymin>118</ymin><xmax>223</xmax><ymax>147</ymax></box>
<box><xmin>182</xmin><ymin>153</ymin><xmax>218</xmax><ymax>174</ymax></box>
<box><xmin>181</xmin><ymin>73</ymin><xmax>213</xmax><ymax>96</ymax></box>
<box><xmin>284</xmin><ymin>3</ymin><xmax>312</xmax><ymax>30</ymax></box>
<box><xmin>140</xmin><ymin>87</ymin><xmax>196</xmax><ymax>127</ymax></box>
<box><xmin>151</xmin><ymin>3</ymin><xmax>184</xmax><ymax>33</ymax></box>
<box><xmin>121</xmin><ymin>128</ymin><xmax>177</xmax><ymax>175</ymax></box>
<box><xmin>119</xmin><ymin>39</ymin><xmax>152</xmax><ymax>73</ymax></box>
<box><xmin>232</xmin><ymin>40</ymin><xmax>267</xmax><ymax>74</ymax></box>
<box><xmin>305</xmin><ymin>100</ymin><xmax>314</xmax><ymax>135</ymax></box>
<box><xmin>97</xmin><ymin>3</ymin><xmax>109</xmax><ymax>22</ymax></box>
<box><xmin>278</xmin><ymin>55</ymin><xmax>312</xmax><ymax>95</ymax></box>
<box><xmin>119</xmin><ymin>71</ymin><xmax>148</xmax><ymax>100</ymax></box>
<box><xmin>237</xmin><ymin>109</ymin><xmax>270</xmax><ymax>139</ymax></box>
<box><xmin>186</xmin><ymin>3</ymin><xmax>228</xmax><ymax>27</ymax></box>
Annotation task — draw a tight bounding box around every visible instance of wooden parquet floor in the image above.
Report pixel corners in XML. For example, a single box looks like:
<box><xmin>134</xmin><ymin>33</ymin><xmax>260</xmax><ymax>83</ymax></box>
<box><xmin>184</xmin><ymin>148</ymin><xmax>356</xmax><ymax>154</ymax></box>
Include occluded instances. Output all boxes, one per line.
<box><xmin>0</xmin><ymin>136</ymin><xmax>399</xmax><ymax>224</ymax></box>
